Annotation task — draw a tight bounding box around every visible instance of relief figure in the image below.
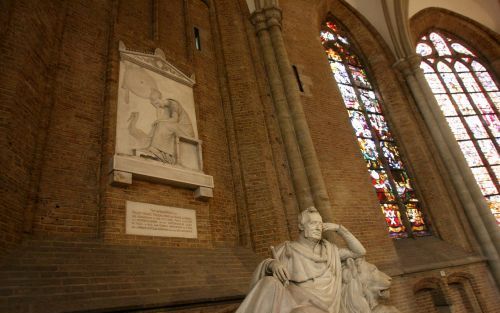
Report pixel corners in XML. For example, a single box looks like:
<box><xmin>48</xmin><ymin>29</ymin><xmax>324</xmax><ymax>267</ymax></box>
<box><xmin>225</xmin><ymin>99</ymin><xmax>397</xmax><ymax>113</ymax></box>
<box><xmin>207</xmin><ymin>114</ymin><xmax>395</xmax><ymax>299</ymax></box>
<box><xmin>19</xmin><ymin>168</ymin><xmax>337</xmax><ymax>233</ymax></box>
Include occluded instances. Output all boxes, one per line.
<box><xmin>127</xmin><ymin>89</ymin><xmax>194</xmax><ymax>164</ymax></box>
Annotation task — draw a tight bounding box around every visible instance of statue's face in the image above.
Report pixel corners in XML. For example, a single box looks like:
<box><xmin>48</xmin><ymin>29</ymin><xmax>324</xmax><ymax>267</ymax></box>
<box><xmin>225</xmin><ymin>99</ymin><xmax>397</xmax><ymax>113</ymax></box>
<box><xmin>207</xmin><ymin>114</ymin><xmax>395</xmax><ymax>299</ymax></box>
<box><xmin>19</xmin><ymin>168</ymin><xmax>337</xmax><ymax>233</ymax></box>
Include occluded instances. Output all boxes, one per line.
<box><xmin>303</xmin><ymin>213</ymin><xmax>323</xmax><ymax>241</ymax></box>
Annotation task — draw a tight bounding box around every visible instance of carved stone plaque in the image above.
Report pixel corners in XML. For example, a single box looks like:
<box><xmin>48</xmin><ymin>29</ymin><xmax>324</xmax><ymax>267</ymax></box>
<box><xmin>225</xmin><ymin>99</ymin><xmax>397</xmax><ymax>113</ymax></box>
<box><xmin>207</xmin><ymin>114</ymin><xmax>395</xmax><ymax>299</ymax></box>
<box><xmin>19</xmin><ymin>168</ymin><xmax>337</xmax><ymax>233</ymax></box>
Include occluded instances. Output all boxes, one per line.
<box><xmin>126</xmin><ymin>201</ymin><xmax>197</xmax><ymax>238</ymax></box>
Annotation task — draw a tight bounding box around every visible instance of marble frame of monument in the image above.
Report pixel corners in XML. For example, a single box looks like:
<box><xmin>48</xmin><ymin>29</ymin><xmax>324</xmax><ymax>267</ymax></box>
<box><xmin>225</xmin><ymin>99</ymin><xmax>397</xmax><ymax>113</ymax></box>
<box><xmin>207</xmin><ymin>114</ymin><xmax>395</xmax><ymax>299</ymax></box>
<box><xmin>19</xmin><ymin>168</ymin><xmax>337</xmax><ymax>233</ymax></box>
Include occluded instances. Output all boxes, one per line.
<box><xmin>109</xmin><ymin>41</ymin><xmax>213</xmax><ymax>200</ymax></box>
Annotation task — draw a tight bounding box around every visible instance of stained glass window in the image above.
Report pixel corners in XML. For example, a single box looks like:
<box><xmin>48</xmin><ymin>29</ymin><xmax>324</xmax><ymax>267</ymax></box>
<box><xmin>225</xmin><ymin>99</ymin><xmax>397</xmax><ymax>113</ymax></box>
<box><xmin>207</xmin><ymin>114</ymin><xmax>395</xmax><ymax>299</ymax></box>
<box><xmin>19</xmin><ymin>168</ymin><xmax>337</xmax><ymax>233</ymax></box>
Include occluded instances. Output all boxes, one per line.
<box><xmin>417</xmin><ymin>31</ymin><xmax>500</xmax><ymax>226</ymax></box>
<box><xmin>321</xmin><ymin>19</ymin><xmax>430</xmax><ymax>238</ymax></box>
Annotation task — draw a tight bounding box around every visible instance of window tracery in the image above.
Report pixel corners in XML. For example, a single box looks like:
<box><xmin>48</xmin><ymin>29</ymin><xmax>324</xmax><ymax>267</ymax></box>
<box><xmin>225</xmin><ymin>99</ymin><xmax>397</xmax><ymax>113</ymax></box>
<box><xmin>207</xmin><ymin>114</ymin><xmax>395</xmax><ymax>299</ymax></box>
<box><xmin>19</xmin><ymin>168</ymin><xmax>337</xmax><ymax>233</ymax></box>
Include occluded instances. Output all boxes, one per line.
<box><xmin>417</xmin><ymin>30</ymin><xmax>500</xmax><ymax>225</ymax></box>
<box><xmin>321</xmin><ymin>18</ymin><xmax>430</xmax><ymax>238</ymax></box>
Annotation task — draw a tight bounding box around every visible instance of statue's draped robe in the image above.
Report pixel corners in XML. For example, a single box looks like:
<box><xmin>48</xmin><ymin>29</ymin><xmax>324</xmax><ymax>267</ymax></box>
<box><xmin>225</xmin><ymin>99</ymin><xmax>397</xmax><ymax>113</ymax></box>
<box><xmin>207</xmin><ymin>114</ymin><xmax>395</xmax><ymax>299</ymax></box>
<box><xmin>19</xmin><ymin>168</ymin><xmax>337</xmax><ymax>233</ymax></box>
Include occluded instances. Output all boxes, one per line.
<box><xmin>236</xmin><ymin>239</ymin><xmax>343</xmax><ymax>313</ymax></box>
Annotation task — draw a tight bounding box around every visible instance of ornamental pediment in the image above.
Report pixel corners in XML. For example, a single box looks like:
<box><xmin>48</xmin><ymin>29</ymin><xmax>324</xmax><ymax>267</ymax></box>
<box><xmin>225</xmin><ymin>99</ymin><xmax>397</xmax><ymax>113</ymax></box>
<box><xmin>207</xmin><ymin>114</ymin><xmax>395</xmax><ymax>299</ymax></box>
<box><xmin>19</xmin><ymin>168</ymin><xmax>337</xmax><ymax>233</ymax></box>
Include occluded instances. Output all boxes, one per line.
<box><xmin>118</xmin><ymin>41</ymin><xmax>195</xmax><ymax>87</ymax></box>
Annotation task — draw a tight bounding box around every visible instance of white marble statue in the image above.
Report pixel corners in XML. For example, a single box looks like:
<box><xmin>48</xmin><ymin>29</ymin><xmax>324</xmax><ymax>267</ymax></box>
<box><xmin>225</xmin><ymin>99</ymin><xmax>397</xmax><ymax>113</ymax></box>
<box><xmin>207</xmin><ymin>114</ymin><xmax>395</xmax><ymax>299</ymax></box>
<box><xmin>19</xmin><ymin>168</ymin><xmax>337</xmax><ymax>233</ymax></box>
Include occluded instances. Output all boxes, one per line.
<box><xmin>236</xmin><ymin>207</ymin><xmax>401</xmax><ymax>313</ymax></box>
<box><xmin>236</xmin><ymin>207</ymin><xmax>366</xmax><ymax>313</ymax></box>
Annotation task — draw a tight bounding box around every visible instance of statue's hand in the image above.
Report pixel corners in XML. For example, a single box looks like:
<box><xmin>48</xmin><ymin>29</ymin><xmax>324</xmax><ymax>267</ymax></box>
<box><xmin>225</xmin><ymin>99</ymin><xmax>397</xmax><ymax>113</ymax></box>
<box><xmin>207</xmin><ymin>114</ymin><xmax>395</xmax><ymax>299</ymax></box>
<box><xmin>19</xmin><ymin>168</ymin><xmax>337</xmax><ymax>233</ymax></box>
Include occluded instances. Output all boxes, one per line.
<box><xmin>269</xmin><ymin>260</ymin><xmax>289</xmax><ymax>286</ymax></box>
<box><xmin>322</xmin><ymin>222</ymin><xmax>341</xmax><ymax>232</ymax></box>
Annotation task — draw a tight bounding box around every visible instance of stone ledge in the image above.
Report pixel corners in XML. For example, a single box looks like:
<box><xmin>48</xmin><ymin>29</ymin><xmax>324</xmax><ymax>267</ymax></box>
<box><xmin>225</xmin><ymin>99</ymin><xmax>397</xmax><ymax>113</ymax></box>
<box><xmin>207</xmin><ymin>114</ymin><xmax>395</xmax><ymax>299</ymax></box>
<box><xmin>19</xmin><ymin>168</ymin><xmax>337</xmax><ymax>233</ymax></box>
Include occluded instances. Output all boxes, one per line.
<box><xmin>393</xmin><ymin>236</ymin><xmax>485</xmax><ymax>275</ymax></box>
<box><xmin>109</xmin><ymin>155</ymin><xmax>214</xmax><ymax>199</ymax></box>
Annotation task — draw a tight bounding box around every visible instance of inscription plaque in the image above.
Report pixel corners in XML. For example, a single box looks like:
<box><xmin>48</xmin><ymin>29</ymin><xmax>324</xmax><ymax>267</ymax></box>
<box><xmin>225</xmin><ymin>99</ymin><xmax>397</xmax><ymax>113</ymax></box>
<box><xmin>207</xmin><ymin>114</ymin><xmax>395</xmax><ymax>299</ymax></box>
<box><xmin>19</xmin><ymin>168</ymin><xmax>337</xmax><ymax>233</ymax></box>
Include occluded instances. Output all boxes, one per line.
<box><xmin>126</xmin><ymin>201</ymin><xmax>197</xmax><ymax>238</ymax></box>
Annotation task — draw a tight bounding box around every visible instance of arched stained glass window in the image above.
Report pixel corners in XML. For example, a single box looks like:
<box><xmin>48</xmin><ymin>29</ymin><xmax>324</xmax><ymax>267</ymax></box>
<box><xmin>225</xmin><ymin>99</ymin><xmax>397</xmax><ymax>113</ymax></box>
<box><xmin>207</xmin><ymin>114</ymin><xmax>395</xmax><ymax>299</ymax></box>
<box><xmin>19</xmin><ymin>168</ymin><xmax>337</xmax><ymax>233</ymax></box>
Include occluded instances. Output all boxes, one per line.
<box><xmin>320</xmin><ymin>18</ymin><xmax>430</xmax><ymax>238</ymax></box>
<box><xmin>417</xmin><ymin>31</ymin><xmax>500</xmax><ymax>226</ymax></box>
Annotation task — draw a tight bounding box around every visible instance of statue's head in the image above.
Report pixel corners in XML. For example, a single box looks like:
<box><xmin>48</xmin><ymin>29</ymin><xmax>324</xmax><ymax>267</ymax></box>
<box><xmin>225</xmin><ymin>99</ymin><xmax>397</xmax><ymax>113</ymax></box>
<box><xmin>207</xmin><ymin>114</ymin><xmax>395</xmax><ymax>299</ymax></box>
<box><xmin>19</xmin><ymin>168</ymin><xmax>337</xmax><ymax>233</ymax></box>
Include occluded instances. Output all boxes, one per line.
<box><xmin>298</xmin><ymin>207</ymin><xmax>323</xmax><ymax>241</ymax></box>
<box><xmin>149</xmin><ymin>89</ymin><xmax>164</xmax><ymax>107</ymax></box>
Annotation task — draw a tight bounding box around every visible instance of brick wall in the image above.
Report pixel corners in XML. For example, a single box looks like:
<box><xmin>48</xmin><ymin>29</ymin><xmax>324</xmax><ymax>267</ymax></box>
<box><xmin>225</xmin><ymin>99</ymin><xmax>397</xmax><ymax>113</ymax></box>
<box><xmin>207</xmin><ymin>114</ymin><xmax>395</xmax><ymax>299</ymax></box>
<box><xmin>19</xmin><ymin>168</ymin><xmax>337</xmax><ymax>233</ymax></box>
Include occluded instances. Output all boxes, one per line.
<box><xmin>0</xmin><ymin>0</ymin><xmax>499</xmax><ymax>312</ymax></box>
<box><xmin>32</xmin><ymin>0</ymin><xmax>113</xmax><ymax>238</ymax></box>
<box><xmin>0</xmin><ymin>0</ymin><xmax>65</xmax><ymax>252</ymax></box>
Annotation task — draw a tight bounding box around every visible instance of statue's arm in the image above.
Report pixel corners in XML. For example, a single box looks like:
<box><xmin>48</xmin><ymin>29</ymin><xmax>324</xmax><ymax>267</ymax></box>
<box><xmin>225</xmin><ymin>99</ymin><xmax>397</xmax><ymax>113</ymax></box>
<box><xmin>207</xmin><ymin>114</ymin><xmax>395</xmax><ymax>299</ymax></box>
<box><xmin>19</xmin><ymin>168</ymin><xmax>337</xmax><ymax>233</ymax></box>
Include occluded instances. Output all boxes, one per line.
<box><xmin>336</xmin><ymin>225</ymin><xmax>366</xmax><ymax>260</ymax></box>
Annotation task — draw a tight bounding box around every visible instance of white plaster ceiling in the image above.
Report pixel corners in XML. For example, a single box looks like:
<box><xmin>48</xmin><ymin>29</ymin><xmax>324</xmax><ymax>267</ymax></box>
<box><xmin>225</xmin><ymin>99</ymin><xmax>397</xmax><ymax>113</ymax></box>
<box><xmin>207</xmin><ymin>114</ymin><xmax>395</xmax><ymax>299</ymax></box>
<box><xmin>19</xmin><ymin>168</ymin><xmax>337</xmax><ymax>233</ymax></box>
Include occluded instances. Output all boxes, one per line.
<box><xmin>408</xmin><ymin>0</ymin><xmax>500</xmax><ymax>33</ymax></box>
<box><xmin>244</xmin><ymin>0</ymin><xmax>499</xmax><ymax>58</ymax></box>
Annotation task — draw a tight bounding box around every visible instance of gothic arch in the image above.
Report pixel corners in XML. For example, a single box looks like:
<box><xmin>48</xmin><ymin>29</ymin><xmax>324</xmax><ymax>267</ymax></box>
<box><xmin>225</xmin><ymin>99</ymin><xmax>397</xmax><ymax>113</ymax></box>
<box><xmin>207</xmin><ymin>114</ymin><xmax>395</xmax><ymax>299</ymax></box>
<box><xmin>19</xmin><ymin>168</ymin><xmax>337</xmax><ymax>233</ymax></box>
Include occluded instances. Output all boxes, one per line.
<box><xmin>410</xmin><ymin>7</ymin><xmax>500</xmax><ymax>76</ymax></box>
<box><xmin>413</xmin><ymin>277</ymin><xmax>445</xmax><ymax>293</ymax></box>
<box><xmin>310</xmin><ymin>0</ymin><xmax>478</xmax><ymax>245</ymax></box>
<box><xmin>414</xmin><ymin>277</ymin><xmax>451</xmax><ymax>312</ymax></box>
<box><xmin>447</xmin><ymin>272</ymin><xmax>486</xmax><ymax>313</ymax></box>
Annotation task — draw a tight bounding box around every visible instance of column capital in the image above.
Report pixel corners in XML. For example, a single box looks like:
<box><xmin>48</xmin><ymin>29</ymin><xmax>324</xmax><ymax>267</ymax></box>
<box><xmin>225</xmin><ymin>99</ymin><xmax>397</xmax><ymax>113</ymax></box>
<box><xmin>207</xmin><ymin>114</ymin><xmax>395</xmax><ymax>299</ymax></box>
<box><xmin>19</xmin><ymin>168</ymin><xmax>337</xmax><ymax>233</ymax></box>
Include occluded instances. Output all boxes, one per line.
<box><xmin>264</xmin><ymin>6</ymin><xmax>282</xmax><ymax>29</ymax></box>
<box><xmin>250</xmin><ymin>10</ymin><xmax>267</xmax><ymax>33</ymax></box>
<box><xmin>393</xmin><ymin>53</ymin><xmax>423</xmax><ymax>77</ymax></box>
<box><xmin>250</xmin><ymin>6</ymin><xmax>282</xmax><ymax>33</ymax></box>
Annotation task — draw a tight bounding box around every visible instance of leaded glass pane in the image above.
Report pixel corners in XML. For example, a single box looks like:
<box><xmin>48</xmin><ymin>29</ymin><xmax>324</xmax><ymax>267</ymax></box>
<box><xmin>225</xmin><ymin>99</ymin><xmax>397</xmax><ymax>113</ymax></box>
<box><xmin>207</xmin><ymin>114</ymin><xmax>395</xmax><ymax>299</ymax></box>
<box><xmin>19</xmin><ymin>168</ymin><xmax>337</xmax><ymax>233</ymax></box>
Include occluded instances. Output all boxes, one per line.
<box><xmin>320</xmin><ymin>30</ymin><xmax>336</xmax><ymax>42</ymax></box>
<box><xmin>493</xmin><ymin>165</ymin><xmax>500</xmax><ymax>181</ymax></box>
<box><xmin>458</xmin><ymin>72</ymin><xmax>481</xmax><ymax>92</ymax></box>
<box><xmin>464</xmin><ymin>116</ymin><xmax>489</xmax><ymax>138</ymax></box>
<box><xmin>348</xmin><ymin>110</ymin><xmax>371</xmax><ymax>137</ymax></box>
<box><xmin>358</xmin><ymin>138</ymin><xmax>382</xmax><ymax>169</ymax></box>
<box><xmin>437</xmin><ymin>61</ymin><xmax>452</xmax><ymax>72</ymax></box>
<box><xmin>458</xmin><ymin>141</ymin><xmax>483</xmax><ymax>167</ymax></box>
<box><xmin>454</xmin><ymin>62</ymin><xmax>469</xmax><ymax>73</ymax></box>
<box><xmin>406</xmin><ymin>201</ymin><xmax>427</xmax><ymax>234</ymax></box>
<box><xmin>476</xmin><ymin>72</ymin><xmax>498</xmax><ymax>91</ymax></box>
<box><xmin>470</xmin><ymin>93</ymin><xmax>494</xmax><ymax>114</ymax></box>
<box><xmin>488</xmin><ymin>92</ymin><xmax>500</xmax><ymax>111</ymax></box>
<box><xmin>425</xmin><ymin>73</ymin><xmax>446</xmax><ymax>93</ymax></box>
<box><xmin>451</xmin><ymin>94</ymin><xmax>475</xmax><ymax>115</ymax></box>
<box><xmin>338</xmin><ymin>84</ymin><xmax>361</xmax><ymax>110</ymax></box>
<box><xmin>451</xmin><ymin>43</ymin><xmax>474</xmax><ymax>55</ymax></box>
<box><xmin>441</xmin><ymin>72</ymin><xmax>463</xmax><ymax>93</ymax></box>
<box><xmin>446</xmin><ymin>117</ymin><xmax>470</xmax><ymax>140</ymax></box>
<box><xmin>420</xmin><ymin>62</ymin><xmax>434</xmax><ymax>73</ymax></box>
<box><xmin>471</xmin><ymin>167</ymin><xmax>497</xmax><ymax>195</ymax></box>
<box><xmin>392</xmin><ymin>170</ymin><xmax>415</xmax><ymax>201</ymax></box>
<box><xmin>478</xmin><ymin>140</ymin><xmax>500</xmax><ymax>165</ymax></box>
<box><xmin>435</xmin><ymin>94</ymin><xmax>458</xmax><ymax>116</ymax></box>
<box><xmin>485</xmin><ymin>195</ymin><xmax>500</xmax><ymax>225</ymax></box>
<box><xmin>430</xmin><ymin>32</ymin><xmax>451</xmax><ymax>56</ymax></box>
<box><xmin>370</xmin><ymin>170</ymin><xmax>396</xmax><ymax>202</ymax></box>
<box><xmin>381</xmin><ymin>204</ymin><xmax>407</xmax><ymax>238</ymax></box>
<box><xmin>471</xmin><ymin>61</ymin><xmax>486</xmax><ymax>72</ymax></box>
<box><xmin>416</xmin><ymin>43</ymin><xmax>432</xmax><ymax>56</ymax></box>
<box><xmin>338</xmin><ymin>35</ymin><xmax>349</xmax><ymax>45</ymax></box>
<box><xmin>482</xmin><ymin>114</ymin><xmax>500</xmax><ymax>137</ymax></box>
<box><xmin>349</xmin><ymin>65</ymin><xmax>371</xmax><ymax>89</ymax></box>
<box><xmin>380</xmin><ymin>141</ymin><xmax>404</xmax><ymax>169</ymax></box>
<box><xmin>326</xmin><ymin>48</ymin><xmax>342</xmax><ymax>62</ymax></box>
<box><xmin>345</xmin><ymin>54</ymin><xmax>361</xmax><ymax>67</ymax></box>
<box><xmin>359</xmin><ymin>90</ymin><xmax>382</xmax><ymax>113</ymax></box>
<box><xmin>330</xmin><ymin>61</ymin><xmax>350</xmax><ymax>84</ymax></box>
<box><xmin>368</xmin><ymin>114</ymin><xmax>392</xmax><ymax>141</ymax></box>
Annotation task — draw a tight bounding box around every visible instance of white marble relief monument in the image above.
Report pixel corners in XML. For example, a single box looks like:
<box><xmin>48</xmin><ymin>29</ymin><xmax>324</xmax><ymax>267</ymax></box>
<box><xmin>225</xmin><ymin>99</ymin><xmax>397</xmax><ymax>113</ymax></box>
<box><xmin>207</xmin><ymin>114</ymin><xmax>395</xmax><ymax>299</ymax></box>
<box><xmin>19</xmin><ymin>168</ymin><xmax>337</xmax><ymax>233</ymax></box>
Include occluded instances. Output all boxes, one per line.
<box><xmin>110</xmin><ymin>41</ymin><xmax>213</xmax><ymax>199</ymax></box>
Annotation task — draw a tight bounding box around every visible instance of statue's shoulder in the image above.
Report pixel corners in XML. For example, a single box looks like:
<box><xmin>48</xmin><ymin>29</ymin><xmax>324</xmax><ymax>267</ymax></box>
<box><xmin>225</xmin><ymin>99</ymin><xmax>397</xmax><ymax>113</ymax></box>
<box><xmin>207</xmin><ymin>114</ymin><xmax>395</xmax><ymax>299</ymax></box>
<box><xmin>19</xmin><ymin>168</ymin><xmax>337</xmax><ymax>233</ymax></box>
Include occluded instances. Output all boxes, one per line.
<box><xmin>275</xmin><ymin>241</ymin><xmax>291</xmax><ymax>251</ymax></box>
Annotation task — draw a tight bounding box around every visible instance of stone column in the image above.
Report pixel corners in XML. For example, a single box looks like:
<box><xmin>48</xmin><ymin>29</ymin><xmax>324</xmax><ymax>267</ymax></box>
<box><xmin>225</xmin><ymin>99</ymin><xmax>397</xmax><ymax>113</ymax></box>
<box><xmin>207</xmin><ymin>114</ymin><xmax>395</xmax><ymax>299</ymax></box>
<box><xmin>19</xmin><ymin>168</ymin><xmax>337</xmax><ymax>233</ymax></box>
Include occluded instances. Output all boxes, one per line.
<box><xmin>262</xmin><ymin>6</ymin><xmax>334</xmax><ymax>222</ymax></box>
<box><xmin>251</xmin><ymin>11</ymin><xmax>314</xmax><ymax>210</ymax></box>
<box><xmin>395</xmin><ymin>55</ymin><xmax>500</xmax><ymax>285</ymax></box>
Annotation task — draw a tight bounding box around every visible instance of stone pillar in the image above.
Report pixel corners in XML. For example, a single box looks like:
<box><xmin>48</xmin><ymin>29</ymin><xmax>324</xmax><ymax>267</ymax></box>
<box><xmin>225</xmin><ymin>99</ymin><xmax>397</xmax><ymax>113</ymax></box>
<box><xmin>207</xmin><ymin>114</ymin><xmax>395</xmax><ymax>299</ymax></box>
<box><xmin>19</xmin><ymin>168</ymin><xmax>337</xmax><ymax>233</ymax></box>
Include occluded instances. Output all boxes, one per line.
<box><xmin>251</xmin><ymin>10</ymin><xmax>314</xmax><ymax>210</ymax></box>
<box><xmin>395</xmin><ymin>55</ymin><xmax>500</xmax><ymax>285</ymax></box>
<box><xmin>256</xmin><ymin>6</ymin><xmax>334</xmax><ymax>222</ymax></box>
